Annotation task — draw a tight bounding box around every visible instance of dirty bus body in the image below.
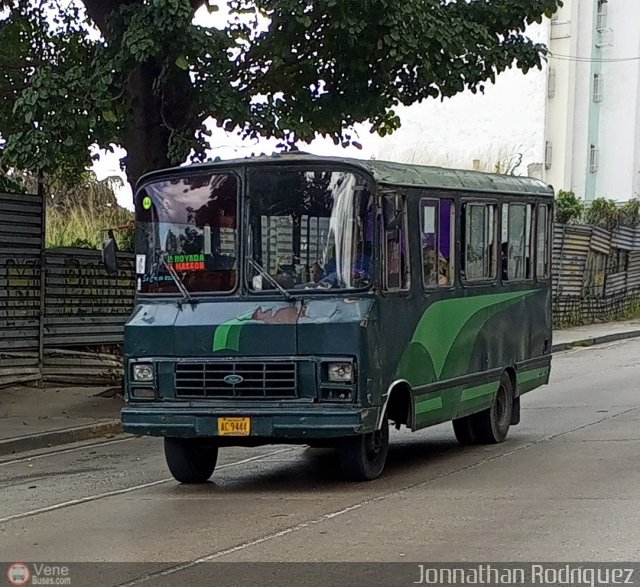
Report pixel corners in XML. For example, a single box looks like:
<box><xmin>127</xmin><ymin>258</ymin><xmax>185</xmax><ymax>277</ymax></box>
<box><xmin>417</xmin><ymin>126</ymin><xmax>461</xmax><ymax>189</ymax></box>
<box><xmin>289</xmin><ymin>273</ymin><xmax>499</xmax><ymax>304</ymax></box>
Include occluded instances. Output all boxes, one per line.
<box><xmin>120</xmin><ymin>154</ymin><xmax>553</xmax><ymax>483</ymax></box>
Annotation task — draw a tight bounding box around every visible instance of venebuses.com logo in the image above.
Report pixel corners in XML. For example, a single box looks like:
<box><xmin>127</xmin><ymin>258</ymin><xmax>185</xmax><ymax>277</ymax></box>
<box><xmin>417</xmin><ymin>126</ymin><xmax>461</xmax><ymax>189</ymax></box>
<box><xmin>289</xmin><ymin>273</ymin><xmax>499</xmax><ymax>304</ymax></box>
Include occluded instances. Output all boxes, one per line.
<box><xmin>6</xmin><ymin>563</ymin><xmax>30</xmax><ymax>586</ymax></box>
<box><xmin>5</xmin><ymin>563</ymin><xmax>71</xmax><ymax>586</ymax></box>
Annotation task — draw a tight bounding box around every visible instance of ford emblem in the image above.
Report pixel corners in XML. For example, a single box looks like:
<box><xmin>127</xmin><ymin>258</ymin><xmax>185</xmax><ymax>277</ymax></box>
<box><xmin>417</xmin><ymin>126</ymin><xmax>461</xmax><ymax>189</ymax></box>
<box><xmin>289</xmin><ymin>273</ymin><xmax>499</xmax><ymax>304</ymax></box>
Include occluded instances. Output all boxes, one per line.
<box><xmin>223</xmin><ymin>374</ymin><xmax>244</xmax><ymax>385</ymax></box>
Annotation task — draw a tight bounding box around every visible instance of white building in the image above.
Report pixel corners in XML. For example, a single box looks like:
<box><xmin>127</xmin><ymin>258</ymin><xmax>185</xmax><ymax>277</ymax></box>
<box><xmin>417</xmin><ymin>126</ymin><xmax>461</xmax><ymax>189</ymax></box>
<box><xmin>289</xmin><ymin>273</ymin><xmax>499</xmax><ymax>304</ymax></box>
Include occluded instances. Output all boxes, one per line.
<box><xmin>376</xmin><ymin>0</ymin><xmax>640</xmax><ymax>202</ymax></box>
<box><xmin>545</xmin><ymin>0</ymin><xmax>640</xmax><ymax>201</ymax></box>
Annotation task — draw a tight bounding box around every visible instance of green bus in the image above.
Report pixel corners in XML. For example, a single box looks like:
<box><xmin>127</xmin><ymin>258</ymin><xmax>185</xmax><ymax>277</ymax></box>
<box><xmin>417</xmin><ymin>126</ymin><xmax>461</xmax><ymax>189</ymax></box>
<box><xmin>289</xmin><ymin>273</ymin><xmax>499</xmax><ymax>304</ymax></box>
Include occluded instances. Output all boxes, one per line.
<box><xmin>117</xmin><ymin>153</ymin><xmax>553</xmax><ymax>483</ymax></box>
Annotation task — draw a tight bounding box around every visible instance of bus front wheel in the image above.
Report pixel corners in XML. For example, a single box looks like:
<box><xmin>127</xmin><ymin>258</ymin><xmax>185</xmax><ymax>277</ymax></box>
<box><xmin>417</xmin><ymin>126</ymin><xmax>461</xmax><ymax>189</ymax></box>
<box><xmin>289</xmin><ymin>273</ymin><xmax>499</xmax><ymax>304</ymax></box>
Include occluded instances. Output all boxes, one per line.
<box><xmin>338</xmin><ymin>415</ymin><xmax>390</xmax><ymax>482</ymax></box>
<box><xmin>453</xmin><ymin>373</ymin><xmax>513</xmax><ymax>445</ymax></box>
<box><xmin>164</xmin><ymin>437</ymin><xmax>219</xmax><ymax>484</ymax></box>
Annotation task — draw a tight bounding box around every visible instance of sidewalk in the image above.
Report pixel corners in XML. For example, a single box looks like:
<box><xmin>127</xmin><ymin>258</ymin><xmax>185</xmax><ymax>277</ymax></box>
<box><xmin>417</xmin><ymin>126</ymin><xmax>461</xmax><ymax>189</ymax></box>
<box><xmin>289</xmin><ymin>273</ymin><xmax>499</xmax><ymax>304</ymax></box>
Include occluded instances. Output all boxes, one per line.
<box><xmin>551</xmin><ymin>318</ymin><xmax>640</xmax><ymax>351</ymax></box>
<box><xmin>0</xmin><ymin>385</ymin><xmax>123</xmax><ymax>458</ymax></box>
<box><xmin>2</xmin><ymin>319</ymin><xmax>640</xmax><ymax>458</ymax></box>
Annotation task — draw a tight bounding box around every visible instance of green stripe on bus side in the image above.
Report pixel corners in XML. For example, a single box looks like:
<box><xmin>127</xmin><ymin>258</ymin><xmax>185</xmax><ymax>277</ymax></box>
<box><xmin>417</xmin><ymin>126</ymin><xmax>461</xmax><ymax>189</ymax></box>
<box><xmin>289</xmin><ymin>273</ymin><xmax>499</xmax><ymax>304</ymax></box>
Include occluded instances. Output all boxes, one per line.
<box><xmin>517</xmin><ymin>366</ymin><xmax>550</xmax><ymax>385</ymax></box>
<box><xmin>415</xmin><ymin>396</ymin><xmax>443</xmax><ymax>415</ymax></box>
<box><xmin>460</xmin><ymin>381</ymin><xmax>499</xmax><ymax>402</ymax></box>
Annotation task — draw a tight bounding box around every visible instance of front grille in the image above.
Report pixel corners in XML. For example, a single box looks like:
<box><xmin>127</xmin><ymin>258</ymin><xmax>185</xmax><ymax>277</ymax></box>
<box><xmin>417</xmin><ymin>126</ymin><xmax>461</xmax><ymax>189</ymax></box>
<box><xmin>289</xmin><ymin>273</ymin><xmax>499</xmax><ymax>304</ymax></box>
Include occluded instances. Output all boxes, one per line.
<box><xmin>175</xmin><ymin>362</ymin><xmax>297</xmax><ymax>398</ymax></box>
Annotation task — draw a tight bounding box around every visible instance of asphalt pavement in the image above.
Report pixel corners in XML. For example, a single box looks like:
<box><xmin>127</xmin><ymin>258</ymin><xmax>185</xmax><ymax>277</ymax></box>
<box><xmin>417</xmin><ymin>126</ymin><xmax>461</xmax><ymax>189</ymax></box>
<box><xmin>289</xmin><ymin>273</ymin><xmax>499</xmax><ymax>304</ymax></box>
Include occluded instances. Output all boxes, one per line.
<box><xmin>0</xmin><ymin>337</ymin><xmax>639</xmax><ymax>583</ymax></box>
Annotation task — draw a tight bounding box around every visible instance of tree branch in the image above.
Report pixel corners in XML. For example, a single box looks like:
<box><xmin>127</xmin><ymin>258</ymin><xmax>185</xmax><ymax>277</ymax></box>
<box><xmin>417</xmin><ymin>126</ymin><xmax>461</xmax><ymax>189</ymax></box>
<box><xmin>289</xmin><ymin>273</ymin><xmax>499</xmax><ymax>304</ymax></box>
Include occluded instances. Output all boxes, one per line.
<box><xmin>81</xmin><ymin>0</ymin><xmax>133</xmax><ymax>37</ymax></box>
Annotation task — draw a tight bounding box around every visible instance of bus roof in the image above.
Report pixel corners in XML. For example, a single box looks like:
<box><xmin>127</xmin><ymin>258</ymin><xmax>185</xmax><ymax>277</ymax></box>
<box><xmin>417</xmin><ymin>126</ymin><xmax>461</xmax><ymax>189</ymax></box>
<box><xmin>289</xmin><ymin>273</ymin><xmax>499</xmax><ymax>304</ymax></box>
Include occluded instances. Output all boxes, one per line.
<box><xmin>137</xmin><ymin>153</ymin><xmax>555</xmax><ymax>197</ymax></box>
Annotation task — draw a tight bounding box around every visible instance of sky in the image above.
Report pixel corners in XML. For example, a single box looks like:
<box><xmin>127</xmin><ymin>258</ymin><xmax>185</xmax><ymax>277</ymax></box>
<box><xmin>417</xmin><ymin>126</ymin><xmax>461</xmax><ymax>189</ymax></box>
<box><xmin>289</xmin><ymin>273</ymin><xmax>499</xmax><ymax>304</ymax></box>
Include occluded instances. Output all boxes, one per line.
<box><xmin>91</xmin><ymin>4</ymin><xmax>547</xmax><ymax>210</ymax></box>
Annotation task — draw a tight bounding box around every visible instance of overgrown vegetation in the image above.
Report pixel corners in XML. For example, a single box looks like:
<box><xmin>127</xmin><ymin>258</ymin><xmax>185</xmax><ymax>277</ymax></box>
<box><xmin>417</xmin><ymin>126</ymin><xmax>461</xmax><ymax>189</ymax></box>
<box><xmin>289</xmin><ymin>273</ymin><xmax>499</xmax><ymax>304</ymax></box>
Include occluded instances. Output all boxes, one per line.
<box><xmin>47</xmin><ymin>205</ymin><xmax>133</xmax><ymax>250</ymax></box>
<box><xmin>585</xmin><ymin>197</ymin><xmax>620</xmax><ymax>230</ymax></box>
<box><xmin>555</xmin><ymin>190</ymin><xmax>585</xmax><ymax>224</ymax></box>
<box><xmin>1</xmin><ymin>169</ymin><xmax>134</xmax><ymax>250</ymax></box>
<box><xmin>555</xmin><ymin>191</ymin><xmax>640</xmax><ymax>229</ymax></box>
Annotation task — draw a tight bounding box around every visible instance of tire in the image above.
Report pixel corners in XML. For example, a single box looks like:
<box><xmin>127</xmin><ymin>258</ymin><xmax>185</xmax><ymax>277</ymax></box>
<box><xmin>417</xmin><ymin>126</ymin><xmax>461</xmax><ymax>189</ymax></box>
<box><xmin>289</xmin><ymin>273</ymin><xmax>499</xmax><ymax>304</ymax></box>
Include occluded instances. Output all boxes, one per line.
<box><xmin>452</xmin><ymin>373</ymin><xmax>514</xmax><ymax>445</ymax></box>
<box><xmin>472</xmin><ymin>373</ymin><xmax>514</xmax><ymax>444</ymax></box>
<box><xmin>338</xmin><ymin>415</ymin><xmax>390</xmax><ymax>482</ymax></box>
<box><xmin>452</xmin><ymin>416</ymin><xmax>479</xmax><ymax>445</ymax></box>
<box><xmin>164</xmin><ymin>437</ymin><xmax>218</xmax><ymax>484</ymax></box>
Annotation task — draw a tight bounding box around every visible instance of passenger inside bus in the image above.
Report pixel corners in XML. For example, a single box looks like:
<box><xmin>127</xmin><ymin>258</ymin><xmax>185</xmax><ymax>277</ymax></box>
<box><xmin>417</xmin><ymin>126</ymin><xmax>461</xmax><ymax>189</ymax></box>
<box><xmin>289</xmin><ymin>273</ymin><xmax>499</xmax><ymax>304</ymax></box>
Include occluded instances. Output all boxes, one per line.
<box><xmin>423</xmin><ymin>246</ymin><xmax>449</xmax><ymax>286</ymax></box>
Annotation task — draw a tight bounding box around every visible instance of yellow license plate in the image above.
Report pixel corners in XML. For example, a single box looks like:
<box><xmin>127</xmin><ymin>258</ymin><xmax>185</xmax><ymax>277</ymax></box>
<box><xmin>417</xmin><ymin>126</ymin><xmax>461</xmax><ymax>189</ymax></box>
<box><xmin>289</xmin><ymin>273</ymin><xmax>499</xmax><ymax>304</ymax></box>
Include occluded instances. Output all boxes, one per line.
<box><xmin>218</xmin><ymin>417</ymin><xmax>251</xmax><ymax>436</ymax></box>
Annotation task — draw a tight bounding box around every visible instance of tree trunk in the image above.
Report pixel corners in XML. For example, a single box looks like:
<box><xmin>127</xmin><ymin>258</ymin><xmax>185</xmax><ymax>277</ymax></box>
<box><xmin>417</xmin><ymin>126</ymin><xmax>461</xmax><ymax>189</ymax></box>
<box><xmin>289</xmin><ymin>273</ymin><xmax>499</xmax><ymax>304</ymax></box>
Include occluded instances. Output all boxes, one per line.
<box><xmin>121</xmin><ymin>63</ymin><xmax>172</xmax><ymax>190</ymax></box>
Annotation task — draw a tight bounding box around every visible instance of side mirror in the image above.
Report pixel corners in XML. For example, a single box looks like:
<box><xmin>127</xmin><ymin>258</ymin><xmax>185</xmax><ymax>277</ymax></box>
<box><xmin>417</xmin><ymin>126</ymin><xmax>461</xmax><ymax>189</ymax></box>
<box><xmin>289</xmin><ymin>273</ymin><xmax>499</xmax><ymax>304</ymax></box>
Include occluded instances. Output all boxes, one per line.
<box><xmin>102</xmin><ymin>237</ymin><xmax>118</xmax><ymax>274</ymax></box>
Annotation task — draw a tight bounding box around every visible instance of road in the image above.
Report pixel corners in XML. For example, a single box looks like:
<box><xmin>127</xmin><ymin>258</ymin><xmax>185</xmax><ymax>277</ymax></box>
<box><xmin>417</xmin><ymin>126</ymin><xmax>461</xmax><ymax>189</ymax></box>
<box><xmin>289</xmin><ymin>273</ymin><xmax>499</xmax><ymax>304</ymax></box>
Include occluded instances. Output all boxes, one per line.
<box><xmin>1</xmin><ymin>339</ymin><xmax>639</xmax><ymax>584</ymax></box>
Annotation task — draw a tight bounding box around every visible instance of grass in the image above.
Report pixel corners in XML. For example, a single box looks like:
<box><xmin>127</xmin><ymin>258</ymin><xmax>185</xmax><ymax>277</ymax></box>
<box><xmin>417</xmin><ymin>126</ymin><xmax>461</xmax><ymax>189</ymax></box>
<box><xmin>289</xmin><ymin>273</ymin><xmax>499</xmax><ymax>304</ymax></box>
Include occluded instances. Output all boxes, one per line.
<box><xmin>46</xmin><ymin>205</ymin><xmax>134</xmax><ymax>250</ymax></box>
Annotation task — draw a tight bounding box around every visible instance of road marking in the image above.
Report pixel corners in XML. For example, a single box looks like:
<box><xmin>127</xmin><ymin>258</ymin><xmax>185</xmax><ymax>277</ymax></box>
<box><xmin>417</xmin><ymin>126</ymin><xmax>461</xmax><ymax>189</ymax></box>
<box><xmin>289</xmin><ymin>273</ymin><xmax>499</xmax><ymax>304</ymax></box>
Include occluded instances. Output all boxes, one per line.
<box><xmin>115</xmin><ymin>406</ymin><xmax>640</xmax><ymax>586</ymax></box>
<box><xmin>0</xmin><ymin>447</ymin><xmax>298</xmax><ymax>525</ymax></box>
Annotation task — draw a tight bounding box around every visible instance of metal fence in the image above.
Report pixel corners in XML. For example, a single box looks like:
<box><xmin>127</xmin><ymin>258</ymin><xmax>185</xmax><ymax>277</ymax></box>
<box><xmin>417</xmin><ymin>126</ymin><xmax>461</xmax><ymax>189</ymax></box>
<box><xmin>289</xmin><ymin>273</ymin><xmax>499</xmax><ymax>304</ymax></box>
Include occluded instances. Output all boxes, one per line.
<box><xmin>0</xmin><ymin>191</ymin><xmax>44</xmax><ymax>387</ymax></box>
<box><xmin>553</xmin><ymin>223</ymin><xmax>640</xmax><ymax>326</ymax></box>
<box><xmin>3</xmin><ymin>187</ymin><xmax>640</xmax><ymax>388</ymax></box>
<box><xmin>44</xmin><ymin>248</ymin><xmax>135</xmax><ymax>347</ymax></box>
<box><xmin>41</xmin><ymin>248</ymin><xmax>135</xmax><ymax>385</ymax></box>
<box><xmin>1</xmin><ymin>191</ymin><xmax>135</xmax><ymax>387</ymax></box>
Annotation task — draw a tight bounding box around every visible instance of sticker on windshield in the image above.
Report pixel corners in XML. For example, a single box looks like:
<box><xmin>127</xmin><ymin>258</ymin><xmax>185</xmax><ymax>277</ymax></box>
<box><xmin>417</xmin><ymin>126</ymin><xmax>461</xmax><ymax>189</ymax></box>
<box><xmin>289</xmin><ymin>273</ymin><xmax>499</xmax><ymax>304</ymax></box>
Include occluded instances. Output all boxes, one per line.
<box><xmin>136</xmin><ymin>254</ymin><xmax>146</xmax><ymax>274</ymax></box>
<box><xmin>167</xmin><ymin>254</ymin><xmax>205</xmax><ymax>272</ymax></box>
<box><xmin>142</xmin><ymin>195</ymin><xmax>152</xmax><ymax>210</ymax></box>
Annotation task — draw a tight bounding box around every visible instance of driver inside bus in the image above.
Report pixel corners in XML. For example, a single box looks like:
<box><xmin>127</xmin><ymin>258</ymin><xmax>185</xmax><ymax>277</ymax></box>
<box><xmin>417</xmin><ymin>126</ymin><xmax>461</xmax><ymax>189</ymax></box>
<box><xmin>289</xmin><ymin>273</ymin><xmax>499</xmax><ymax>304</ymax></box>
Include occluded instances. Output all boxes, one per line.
<box><xmin>304</xmin><ymin>240</ymin><xmax>372</xmax><ymax>288</ymax></box>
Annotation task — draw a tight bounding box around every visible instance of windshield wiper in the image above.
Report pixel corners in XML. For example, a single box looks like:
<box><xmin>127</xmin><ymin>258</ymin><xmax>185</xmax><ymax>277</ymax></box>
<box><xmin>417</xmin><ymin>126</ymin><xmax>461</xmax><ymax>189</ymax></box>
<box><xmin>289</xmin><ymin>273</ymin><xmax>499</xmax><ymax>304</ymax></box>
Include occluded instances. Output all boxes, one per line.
<box><xmin>157</xmin><ymin>251</ymin><xmax>195</xmax><ymax>305</ymax></box>
<box><xmin>247</xmin><ymin>258</ymin><xmax>293</xmax><ymax>302</ymax></box>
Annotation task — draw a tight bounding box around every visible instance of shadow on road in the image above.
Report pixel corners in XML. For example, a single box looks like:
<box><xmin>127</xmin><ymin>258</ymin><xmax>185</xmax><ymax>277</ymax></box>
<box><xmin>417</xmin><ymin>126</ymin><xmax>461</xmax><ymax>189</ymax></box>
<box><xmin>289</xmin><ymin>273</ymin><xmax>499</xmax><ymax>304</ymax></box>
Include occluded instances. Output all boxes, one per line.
<box><xmin>167</xmin><ymin>430</ymin><xmax>479</xmax><ymax>495</ymax></box>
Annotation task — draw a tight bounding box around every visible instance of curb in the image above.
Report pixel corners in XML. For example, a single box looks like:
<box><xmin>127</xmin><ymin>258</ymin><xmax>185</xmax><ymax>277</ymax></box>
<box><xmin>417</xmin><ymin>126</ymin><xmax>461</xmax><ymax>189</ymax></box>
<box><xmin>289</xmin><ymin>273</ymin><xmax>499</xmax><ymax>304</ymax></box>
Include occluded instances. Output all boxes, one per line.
<box><xmin>0</xmin><ymin>419</ymin><xmax>122</xmax><ymax>458</ymax></box>
<box><xmin>551</xmin><ymin>329</ymin><xmax>640</xmax><ymax>353</ymax></box>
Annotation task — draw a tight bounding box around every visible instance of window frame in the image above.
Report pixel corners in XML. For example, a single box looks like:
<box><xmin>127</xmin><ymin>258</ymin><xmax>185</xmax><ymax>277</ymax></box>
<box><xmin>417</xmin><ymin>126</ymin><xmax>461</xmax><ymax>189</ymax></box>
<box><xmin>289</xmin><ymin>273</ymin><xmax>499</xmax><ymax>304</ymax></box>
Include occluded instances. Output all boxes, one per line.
<box><xmin>461</xmin><ymin>199</ymin><xmax>499</xmax><ymax>285</ymax></box>
<box><xmin>382</xmin><ymin>193</ymin><xmax>411</xmax><ymax>293</ymax></box>
<box><xmin>135</xmin><ymin>169</ymin><xmax>242</xmax><ymax>298</ymax></box>
<box><xmin>502</xmin><ymin>201</ymin><xmax>534</xmax><ymax>283</ymax></box>
<box><xmin>244</xmin><ymin>165</ymin><xmax>376</xmax><ymax>295</ymax></box>
<box><xmin>419</xmin><ymin>197</ymin><xmax>455</xmax><ymax>290</ymax></box>
<box><xmin>536</xmin><ymin>203</ymin><xmax>552</xmax><ymax>281</ymax></box>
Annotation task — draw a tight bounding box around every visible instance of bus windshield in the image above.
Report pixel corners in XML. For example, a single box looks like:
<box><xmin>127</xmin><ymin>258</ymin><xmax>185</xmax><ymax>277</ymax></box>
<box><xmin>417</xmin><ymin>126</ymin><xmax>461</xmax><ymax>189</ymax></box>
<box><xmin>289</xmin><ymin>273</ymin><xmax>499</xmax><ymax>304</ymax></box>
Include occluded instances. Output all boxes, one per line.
<box><xmin>247</xmin><ymin>167</ymin><xmax>374</xmax><ymax>292</ymax></box>
<box><xmin>135</xmin><ymin>173</ymin><xmax>239</xmax><ymax>294</ymax></box>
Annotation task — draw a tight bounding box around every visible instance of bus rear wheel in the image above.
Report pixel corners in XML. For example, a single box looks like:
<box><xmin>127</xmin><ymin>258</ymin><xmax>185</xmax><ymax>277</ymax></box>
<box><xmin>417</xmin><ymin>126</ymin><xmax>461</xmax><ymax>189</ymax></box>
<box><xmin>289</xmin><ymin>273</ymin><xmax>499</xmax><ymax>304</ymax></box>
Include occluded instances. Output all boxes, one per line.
<box><xmin>164</xmin><ymin>437</ymin><xmax>218</xmax><ymax>484</ymax></box>
<box><xmin>453</xmin><ymin>373</ymin><xmax>513</xmax><ymax>445</ymax></box>
<box><xmin>338</xmin><ymin>415</ymin><xmax>389</xmax><ymax>481</ymax></box>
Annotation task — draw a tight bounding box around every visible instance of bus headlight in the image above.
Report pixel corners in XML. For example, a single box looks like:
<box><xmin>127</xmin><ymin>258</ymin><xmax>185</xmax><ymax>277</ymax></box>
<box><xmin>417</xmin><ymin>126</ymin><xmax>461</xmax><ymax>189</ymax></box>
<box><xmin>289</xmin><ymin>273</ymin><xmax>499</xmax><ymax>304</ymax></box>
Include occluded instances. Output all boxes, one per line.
<box><xmin>327</xmin><ymin>363</ymin><xmax>354</xmax><ymax>383</ymax></box>
<box><xmin>132</xmin><ymin>363</ymin><xmax>154</xmax><ymax>382</ymax></box>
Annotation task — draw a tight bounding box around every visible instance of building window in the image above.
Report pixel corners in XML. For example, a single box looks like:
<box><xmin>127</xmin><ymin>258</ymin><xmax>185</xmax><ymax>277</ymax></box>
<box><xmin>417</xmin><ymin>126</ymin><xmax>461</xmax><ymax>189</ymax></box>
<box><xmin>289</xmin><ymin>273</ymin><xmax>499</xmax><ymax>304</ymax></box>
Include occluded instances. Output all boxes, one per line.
<box><xmin>463</xmin><ymin>203</ymin><xmax>497</xmax><ymax>281</ymax></box>
<box><xmin>596</xmin><ymin>0</ymin><xmax>608</xmax><ymax>31</ymax></box>
<box><xmin>420</xmin><ymin>198</ymin><xmax>455</xmax><ymax>288</ymax></box>
<box><xmin>593</xmin><ymin>73</ymin><xmax>604</xmax><ymax>102</ymax></box>
<box><xmin>548</xmin><ymin>69</ymin><xmax>556</xmax><ymax>99</ymax></box>
<box><xmin>382</xmin><ymin>194</ymin><xmax>410</xmax><ymax>291</ymax></box>
<box><xmin>590</xmin><ymin>145</ymin><xmax>599</xmax><ymax>173</ymax></box>
<box><xmin>545</xmin><ymin>141</ymin><xmax>553</xmax><ymax>170</ymax></box>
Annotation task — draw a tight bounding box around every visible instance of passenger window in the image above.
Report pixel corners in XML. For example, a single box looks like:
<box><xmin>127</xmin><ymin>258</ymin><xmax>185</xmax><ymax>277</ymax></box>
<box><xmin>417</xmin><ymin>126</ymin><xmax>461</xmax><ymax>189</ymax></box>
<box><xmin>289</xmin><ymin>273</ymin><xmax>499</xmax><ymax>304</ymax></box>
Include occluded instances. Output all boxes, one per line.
<box><xmin>503</xmin><ymin>203</ymin><xmax>533</xmax><ymax>281</ymax></box>
<box><xmin>420</xmin><ymin>198</ymin><xmax>454</xmax><ymax>287</ymax></box>
<box><xmin>536</xmin><ymin>205</ymin><xmax>550</xmax><ymax>279</ymax></box>
<box><xmin>382</xmin><ymin>194</ymin><xmax>410</xmax><ymax>291</ymax></box>
<box><xmin>463</xmin><ymin>203</ymin><xmax>497</xmax><ymax>280</ymax></box>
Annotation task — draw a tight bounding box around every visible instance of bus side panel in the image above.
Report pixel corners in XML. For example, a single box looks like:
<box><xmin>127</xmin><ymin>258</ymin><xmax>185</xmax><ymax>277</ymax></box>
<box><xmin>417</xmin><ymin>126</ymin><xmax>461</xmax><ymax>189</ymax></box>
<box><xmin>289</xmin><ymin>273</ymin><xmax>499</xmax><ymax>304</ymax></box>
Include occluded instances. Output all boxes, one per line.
<box><xmin>392</xmin><ymin>286</ymin><xmax>551</xmax><ymax>431</ymax></box>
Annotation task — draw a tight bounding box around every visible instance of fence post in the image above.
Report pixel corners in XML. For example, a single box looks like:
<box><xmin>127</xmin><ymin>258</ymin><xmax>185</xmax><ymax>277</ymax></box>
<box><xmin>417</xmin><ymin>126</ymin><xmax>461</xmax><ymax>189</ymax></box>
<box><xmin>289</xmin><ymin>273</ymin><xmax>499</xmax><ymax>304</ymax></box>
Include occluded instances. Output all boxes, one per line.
<box><xmin>37</xmin><ymin>171</ymin><xmax>46</xmax><ymax>387</ymax></box>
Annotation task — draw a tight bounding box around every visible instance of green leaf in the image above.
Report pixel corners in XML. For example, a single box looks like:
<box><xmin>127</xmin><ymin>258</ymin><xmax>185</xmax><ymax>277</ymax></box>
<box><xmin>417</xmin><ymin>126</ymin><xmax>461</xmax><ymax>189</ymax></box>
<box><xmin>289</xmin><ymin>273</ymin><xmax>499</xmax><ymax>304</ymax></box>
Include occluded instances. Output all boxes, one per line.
<box><xmin>103</xmin><ymin>111</ymin><xmax>118</xmax><ymax>123</ymax></box>
<box><xmin>175</xmin><ymin>56</ymin><xmax>189</xmax><ymax>70</ymax></box>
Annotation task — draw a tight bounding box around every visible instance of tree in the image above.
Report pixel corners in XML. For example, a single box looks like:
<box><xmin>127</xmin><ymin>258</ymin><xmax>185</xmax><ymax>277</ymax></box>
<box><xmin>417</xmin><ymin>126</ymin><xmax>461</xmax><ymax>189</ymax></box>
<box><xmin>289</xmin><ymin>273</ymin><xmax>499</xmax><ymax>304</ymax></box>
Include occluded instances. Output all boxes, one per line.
<box><xmin>0</xmin><ymin>0</ymin><xmax>562</xmax><ymax>188</ymax></box>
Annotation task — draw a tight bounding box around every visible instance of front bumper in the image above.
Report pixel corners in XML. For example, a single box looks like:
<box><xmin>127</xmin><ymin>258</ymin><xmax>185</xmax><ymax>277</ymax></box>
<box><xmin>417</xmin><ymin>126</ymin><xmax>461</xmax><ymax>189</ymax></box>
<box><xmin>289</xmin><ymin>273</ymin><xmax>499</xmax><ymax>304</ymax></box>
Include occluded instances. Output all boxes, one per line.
<box><xmin>121</xmin><ymin>403</ymin><xmax>379</xmax><ymax>442</ymax></box>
